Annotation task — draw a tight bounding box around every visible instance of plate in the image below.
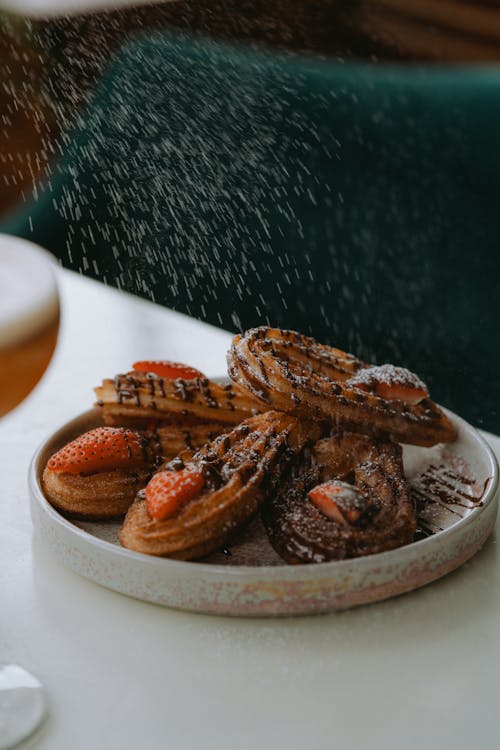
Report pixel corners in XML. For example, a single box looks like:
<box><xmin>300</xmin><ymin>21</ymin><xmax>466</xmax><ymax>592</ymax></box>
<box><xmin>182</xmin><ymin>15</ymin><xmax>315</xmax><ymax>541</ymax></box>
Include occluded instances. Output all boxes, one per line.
<box><xmin>29</xmin><ymin>407</ymin><xmax>498</xmax><ymax>616</ymax></box>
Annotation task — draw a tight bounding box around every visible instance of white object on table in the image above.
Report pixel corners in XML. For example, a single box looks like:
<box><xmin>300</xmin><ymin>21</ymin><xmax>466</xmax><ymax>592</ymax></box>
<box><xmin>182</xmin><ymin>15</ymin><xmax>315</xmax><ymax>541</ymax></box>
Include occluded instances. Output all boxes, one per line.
<box><xmin>0</xmin><ymin>664</ymin><xmax>47</xmax><ymax>750</ymax></box>
<box><xmin>28</xmin><ymin>406</ymin><xmax>499</xmax><ymax>615</ymax></box>
<box><xmin>2</xmin><ymin>268</ymin><xmax>500</xmax><ymax>750</ymax></box>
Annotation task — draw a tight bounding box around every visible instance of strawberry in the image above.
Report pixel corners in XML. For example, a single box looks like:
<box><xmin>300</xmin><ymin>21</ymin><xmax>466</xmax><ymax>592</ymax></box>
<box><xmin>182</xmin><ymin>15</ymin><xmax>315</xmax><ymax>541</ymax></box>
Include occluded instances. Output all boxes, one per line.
<box><xmin>146</xmin><ymin>467</ymin><xmax>205</xmax><ymax>521</ymax></box>
<box><xmin>132</xmin><ymin>360</ymin><xmax>205</xmax><ymax>380</ymax></box>
<box><xmin>308</xmin><ymin>481</ymin><xmax>365</xmax><ymax>524</ymax></box>
<box><xmin>347</xmin><ymin>365</ymin><xmax>428</xmax><ymax>405</ymax></box>
<box><xmin>47</xmin><ymin>427</ymin><xmax>146</xmax><ymax>475</ymax></box>
<box><xmin>371</xmin><ymin>381</ymin><xmax>428</xmax><ymax>405</ymax></box>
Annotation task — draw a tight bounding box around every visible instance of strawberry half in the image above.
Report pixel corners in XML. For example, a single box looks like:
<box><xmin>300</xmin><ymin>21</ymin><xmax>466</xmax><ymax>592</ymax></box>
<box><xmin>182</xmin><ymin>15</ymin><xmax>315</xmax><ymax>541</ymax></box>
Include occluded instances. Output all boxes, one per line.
<box><xmin>371</xmin><ymin>381</ymin><xmax>428</xmax><ymax>405</ymax></box>
<box><xmin>146</xmin><ymin>467</ymin><xmax>205</xmax><ymax>521</ymax></box>
<box><xmin>132</xmin><ymin>360</ymin><xmax>205</xmax><ymax>380</ymax></box>
<box><xmin>347</xmin><ymin>364</ymin><xmax>429</xmax><ymax>405</ymax></box>
<box><xmin>308</xmin><ymin>481</ymin><xmax>365</xmax><ymax>524</ymax></box>
<box><xmin>47</xmin><ymin>427</ymin><xmax>146</xmax><ymax>475</ymax></box>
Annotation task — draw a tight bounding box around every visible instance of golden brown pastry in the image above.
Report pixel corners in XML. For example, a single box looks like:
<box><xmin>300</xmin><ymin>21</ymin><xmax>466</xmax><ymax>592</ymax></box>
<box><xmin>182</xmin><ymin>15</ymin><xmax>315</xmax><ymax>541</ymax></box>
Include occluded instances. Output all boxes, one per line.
<box><xmin>119</xmin><ymin>411</ymin><xmax>324</xmax><ymax>559</ymax></box>
<box><xmin>227</xmin><ymin>327</ymin><xmax>456</xmax><ymax>446</ymax></box>
<box><xmin>42</xmin><ymin>419</ymin><xmax>235</xmax><ymax>520</ymax></box>
<box><xmin>95</xmin><ymin>370</ymin><xmax>264</xmax><ymax>427</ymax></box>
<box><xmin>42</xmin><ymin>427</ymin><xmax>158</xmax><ymax>519</ymax></box>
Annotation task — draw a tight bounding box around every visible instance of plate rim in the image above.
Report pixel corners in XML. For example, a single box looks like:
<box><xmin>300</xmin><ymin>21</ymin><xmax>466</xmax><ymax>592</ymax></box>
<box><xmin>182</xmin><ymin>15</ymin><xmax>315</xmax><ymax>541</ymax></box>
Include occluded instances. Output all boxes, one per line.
<box><xmin>29</xmin><ymin>405</ymin><xmax>499</xmax><ymax>581</ymax></box>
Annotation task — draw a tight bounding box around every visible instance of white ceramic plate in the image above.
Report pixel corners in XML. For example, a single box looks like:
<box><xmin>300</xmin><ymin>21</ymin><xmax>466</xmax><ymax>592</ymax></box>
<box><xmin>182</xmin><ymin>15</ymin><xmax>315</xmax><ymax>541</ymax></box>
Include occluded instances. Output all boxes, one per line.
<box><xmin>29</xmin><ymin>407</ymin><xmax>498</xmax><ymax>616</ymax></box>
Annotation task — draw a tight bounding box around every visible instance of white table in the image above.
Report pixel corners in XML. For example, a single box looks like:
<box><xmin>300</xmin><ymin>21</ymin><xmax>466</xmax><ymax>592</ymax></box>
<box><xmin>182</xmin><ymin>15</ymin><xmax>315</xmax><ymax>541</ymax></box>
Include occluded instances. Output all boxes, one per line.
<box><xmin>2</xmin><ymin>269</ymin><xmax>500</xmax><ymax>750</ymax></box>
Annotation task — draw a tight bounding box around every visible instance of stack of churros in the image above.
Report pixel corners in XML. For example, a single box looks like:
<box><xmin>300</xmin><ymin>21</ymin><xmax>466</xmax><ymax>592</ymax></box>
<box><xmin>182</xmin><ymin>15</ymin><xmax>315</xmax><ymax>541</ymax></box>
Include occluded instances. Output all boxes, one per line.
<box><xmin>43</xmin><ymin>328</ymin><xmax>457</xmax><ymax>563</ymax></box>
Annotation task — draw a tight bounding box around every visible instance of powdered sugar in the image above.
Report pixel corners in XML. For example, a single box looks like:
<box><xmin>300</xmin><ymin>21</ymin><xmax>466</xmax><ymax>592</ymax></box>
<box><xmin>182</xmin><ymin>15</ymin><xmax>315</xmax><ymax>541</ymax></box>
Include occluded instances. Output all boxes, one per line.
<box><xmin>347</xmin><ymin>364</ymin><xmax>428</xmax><ymax>393</ymax></box>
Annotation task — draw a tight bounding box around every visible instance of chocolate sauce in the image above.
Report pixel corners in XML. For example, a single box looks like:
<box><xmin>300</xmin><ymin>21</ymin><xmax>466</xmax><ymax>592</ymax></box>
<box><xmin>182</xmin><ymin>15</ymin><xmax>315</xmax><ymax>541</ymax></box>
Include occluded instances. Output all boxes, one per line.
<box><xmin>145</xmin><ymin>375</ymin><xmax>158</xmax><ymax>410</ymax></box>
<box><xmin>174</xmin><ymin>379</ymin><xmax>190</xmax><ymax>402</ymax></box>
<box><xmin>115</xmin><ymin>374</ymin><xmax>142</xmax><ymax>406</ymax></box>
<box><xmin>410</xmin><ymin>462</ymin><xmax>484</xmax><ymax>539</ymax></box>
<box><xmin>158</xmin><ymin>378</ymin><xmax>166</xmax><ymax>399</ymax></box>
<box><xmin>198</xmin><ymin>379</ymin><xmax>219</xmax><ymax>409</ymax></box>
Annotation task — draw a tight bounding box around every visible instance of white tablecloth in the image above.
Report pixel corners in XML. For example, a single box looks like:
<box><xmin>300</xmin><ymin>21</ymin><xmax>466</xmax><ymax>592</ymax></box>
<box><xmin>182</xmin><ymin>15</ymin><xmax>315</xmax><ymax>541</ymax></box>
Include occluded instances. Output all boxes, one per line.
<box><xmin>2</xmin><ymin>270</ymin><xmax>499</xmax><ymax>750</ymax></box>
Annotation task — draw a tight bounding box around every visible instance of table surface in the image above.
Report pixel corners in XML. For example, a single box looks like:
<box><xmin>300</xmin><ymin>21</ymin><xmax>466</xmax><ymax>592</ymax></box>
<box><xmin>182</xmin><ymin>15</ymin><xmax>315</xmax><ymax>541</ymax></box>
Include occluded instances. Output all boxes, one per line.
<box><xmin>2</xmin><ymin>269</ymin><xmax>500</xmax><ymax>750</ymax></box>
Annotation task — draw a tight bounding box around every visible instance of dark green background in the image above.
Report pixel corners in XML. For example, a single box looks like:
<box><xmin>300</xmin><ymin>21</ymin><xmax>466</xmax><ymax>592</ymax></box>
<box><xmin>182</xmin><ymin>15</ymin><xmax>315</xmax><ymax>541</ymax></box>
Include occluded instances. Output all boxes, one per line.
<box><xmin>3</xmin><ymin>34</ymin><xmax>500</xmax><ymax>431</ymax></box>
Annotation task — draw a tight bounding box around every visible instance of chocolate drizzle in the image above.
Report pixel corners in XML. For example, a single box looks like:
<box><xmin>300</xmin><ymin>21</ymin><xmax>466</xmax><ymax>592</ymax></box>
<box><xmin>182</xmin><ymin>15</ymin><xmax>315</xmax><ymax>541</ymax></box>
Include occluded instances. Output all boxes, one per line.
<box><xmin>263</xmin><ymin>432</ymin><xmax>416</xmax><ymax>564</ymax></box>
<box><xmin>114</xmin><ymin>374</ymin><xmax>142</xmax><ymax>406</ymax></box>
<box><xmin>119</xmin><ymin>411</ymin><xmax>323</xmax><ymax>560</ymax></box>
<box><xmin>411</xmin><ymin>462</ymin><xmax>485</xmax><ymax>539</ymax></box>
<box><xmin>95</xmin><ymin>370</ymin><xmax>265</xmax><ymax>426</ymax></box>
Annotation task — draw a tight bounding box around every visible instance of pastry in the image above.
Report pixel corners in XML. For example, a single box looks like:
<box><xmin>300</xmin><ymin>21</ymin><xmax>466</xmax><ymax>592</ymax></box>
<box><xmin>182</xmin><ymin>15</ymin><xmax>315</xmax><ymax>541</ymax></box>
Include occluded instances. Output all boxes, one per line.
<box><xmin>262</xmin><ymin>431</ymin><xmax>416</xmax><ymax>563</ymax></box>
<box><xmin>118</xmin><ymin>411</ymin><xmax>324</xmax><ymax>559</ymax></box>
<box><xmin>42</xmin><ymin>333</ymin><xmax>459</xmax><ymax>564</ymax></box>
<box><xmin>42</xmin><ymin>427</ymin><xmax>159</xmax><ymax>519</ymax></box>
<box><xmin>42</xmin><ymin>419</ymin><xmax>233</xmax><ymax>519</ymax></box>
<box><xmin>153</xmin><ymin>422</ymin><xmax>228</xmax><ymax>456</ymax></box>
<box><xmin>95</xmin><ymin>359</ymin><xmax>265</xmax><ymax>429</ymax></box>
<box><xmin>227</xmin><ymin>326</ymin><xmax>456</xmax><ymax>446</ymax></box>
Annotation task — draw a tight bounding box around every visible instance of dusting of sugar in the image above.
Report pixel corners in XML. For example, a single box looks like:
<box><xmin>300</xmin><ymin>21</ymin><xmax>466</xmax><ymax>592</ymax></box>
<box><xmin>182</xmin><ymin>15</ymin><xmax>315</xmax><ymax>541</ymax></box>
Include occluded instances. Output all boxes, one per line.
<box><xmin>347</xmin><ymin>364</ymin><xmax>428</xmax><ymax>392</ymax></box>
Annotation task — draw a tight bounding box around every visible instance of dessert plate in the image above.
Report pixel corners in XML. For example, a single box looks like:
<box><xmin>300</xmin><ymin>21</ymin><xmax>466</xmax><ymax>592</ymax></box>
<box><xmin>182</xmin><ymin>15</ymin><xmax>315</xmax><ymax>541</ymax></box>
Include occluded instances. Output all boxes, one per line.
<box><xmin>29</xmin><ymin>406</ymin><xmax>498</xmax><ymax>616</ymax></box>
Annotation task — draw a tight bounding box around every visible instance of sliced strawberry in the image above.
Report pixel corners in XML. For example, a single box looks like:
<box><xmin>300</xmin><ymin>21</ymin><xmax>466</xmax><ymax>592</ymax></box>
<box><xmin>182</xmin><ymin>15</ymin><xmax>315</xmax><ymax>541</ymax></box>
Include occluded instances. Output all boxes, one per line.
<box><xmin>146</xmin><ymin>467</ymin><xmax>205</xmax><ymax>521</ymax></box>
<box><xmin>371</xmin><ymin>381</ymin><xmax>428</xmax><ymax>405</ymax></box>
<box><xmin>347</xmin><ymin>365</ymin><xmax>428</xmax><ymax>405</ymax></box>
<box><xmin>132</xmin><ymin>360</ymin><xmax>204</xmax><ymax>380</ymax></box>
<box><xmin>308</xmin><ymin>481</ymin><xmax>365</xmax><ymax>524</ymax></box>
<box><xmin>47</xmin><ymin>427</ymin><xmax>146</xmax><ymax>475</ymax></box>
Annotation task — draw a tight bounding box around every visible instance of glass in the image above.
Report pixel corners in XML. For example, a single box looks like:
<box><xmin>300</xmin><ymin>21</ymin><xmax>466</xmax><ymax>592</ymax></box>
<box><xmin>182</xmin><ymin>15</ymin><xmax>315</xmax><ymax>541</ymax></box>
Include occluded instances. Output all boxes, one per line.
<box><xmin>0</xmin><ymin>234</ymin><xmax>60</xmax><ymax>416</ymax></box>
<box><xmin>0</xmin><ymin>233</ymin><xmax>58</xmax><ymax>746</ymax></box>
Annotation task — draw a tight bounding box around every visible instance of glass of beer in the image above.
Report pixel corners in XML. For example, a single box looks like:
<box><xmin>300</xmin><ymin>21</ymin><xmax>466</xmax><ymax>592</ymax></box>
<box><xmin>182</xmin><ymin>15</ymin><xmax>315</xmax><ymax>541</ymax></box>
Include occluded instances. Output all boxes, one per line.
<box><xmin>0</xmin><ymin>233</ymin><xmax>60</xmax><ymax>417</ymax></box>
<box><xmin>0</xmin><ymin>233</ymin><xmax>59</xmax><ymax>748</ymax></box>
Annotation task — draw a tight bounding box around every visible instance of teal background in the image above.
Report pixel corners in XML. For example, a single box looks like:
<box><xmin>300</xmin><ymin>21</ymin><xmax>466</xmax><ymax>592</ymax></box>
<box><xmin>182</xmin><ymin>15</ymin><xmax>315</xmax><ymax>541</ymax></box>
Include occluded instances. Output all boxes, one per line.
<box><xmin>3</xmin><ymin>34</ymin><xmax>500</xmax><ymax>431</ymax></box>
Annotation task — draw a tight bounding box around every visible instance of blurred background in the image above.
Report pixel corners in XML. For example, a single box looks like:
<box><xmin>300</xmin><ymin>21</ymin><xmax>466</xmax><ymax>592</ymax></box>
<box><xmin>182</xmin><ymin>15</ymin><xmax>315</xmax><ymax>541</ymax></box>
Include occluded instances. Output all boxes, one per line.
<box><xmin>1</xmin><ymin>0</ymin><xmax>500</xmax><ymax>431</ymax></box>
